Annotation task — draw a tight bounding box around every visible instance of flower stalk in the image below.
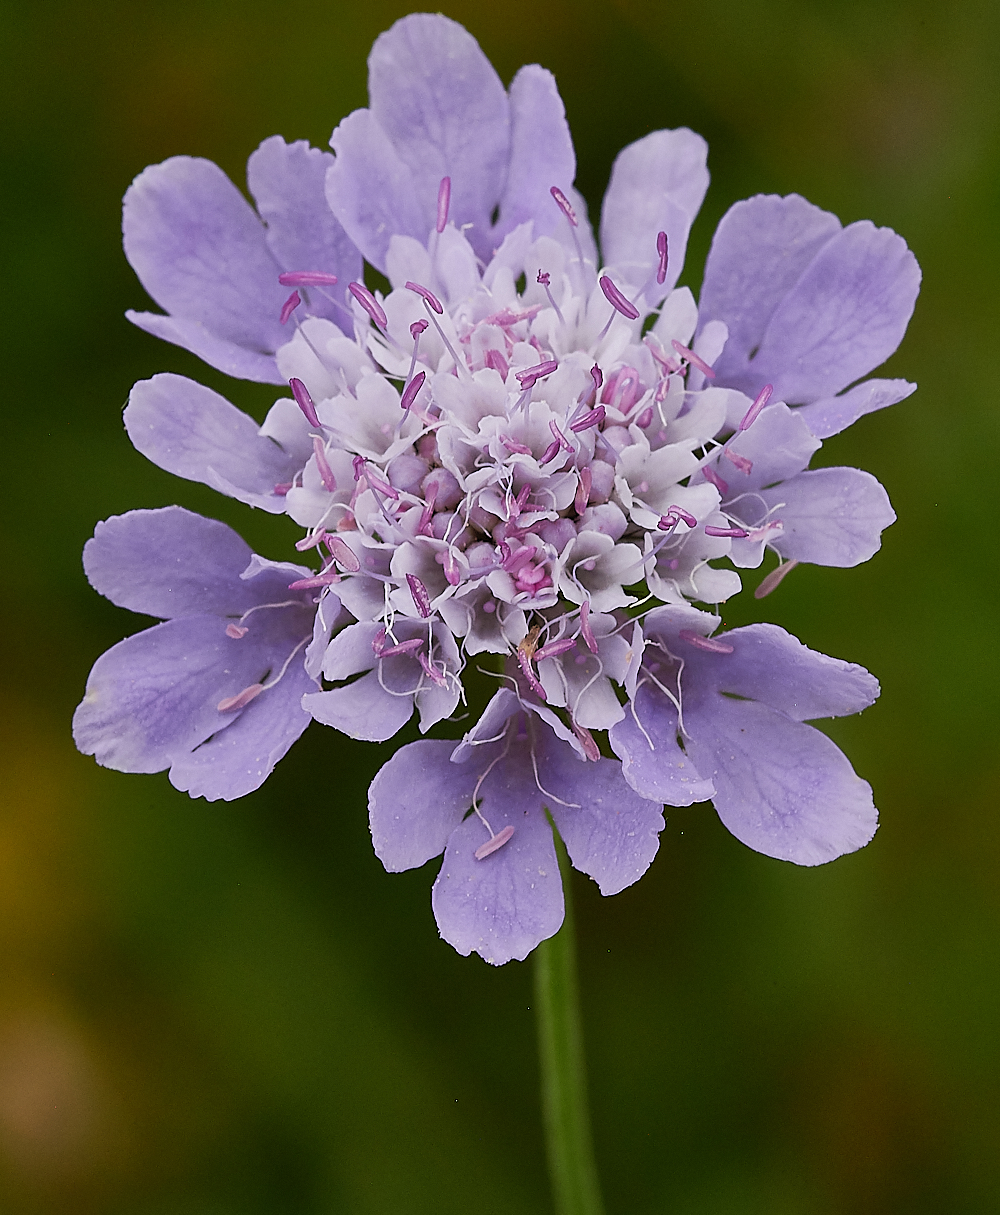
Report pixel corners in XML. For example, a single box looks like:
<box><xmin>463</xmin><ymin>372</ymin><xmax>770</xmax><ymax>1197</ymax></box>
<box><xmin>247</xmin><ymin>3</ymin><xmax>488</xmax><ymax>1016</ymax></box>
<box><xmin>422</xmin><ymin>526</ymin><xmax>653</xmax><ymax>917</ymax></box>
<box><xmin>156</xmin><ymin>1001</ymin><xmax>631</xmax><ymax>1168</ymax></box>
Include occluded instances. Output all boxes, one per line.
<box><xmin>535</xmin><ymin>833</ymin><xmax>605</xmax><ymax>1215</ymax></box>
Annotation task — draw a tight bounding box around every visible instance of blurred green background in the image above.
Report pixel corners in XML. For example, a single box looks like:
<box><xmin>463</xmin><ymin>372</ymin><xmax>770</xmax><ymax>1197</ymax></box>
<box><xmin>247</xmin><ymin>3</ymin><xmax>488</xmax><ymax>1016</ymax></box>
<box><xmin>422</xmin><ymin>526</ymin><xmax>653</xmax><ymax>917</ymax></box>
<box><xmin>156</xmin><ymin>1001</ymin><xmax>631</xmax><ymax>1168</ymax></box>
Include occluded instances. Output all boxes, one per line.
<box><xmin>1</xmin><ymin>0</ymin><xmax>997</xmax><ymax>1211</ymax></box>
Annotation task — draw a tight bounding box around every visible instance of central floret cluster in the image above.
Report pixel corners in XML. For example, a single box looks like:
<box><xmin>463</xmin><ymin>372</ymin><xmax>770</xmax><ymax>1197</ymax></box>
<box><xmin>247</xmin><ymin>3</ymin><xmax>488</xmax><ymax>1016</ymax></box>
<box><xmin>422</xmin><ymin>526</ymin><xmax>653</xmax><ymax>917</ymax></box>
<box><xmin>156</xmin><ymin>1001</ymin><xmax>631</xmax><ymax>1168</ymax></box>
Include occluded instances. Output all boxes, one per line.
<box><xmin>75</xmin><ymin>13</ymin><xmax>920</xmax><ymax>965</ymax></box>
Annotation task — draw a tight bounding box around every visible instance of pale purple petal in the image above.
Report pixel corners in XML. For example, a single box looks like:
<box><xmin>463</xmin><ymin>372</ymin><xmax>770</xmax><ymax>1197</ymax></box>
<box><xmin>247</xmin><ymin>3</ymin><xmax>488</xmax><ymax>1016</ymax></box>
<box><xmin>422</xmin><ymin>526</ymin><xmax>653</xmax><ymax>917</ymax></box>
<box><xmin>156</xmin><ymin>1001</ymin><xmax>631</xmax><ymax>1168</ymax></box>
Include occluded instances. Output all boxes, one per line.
<box><xmin>125</xmin><ymin>311</ymin><xmax>285</xmax><ymax>383</ymax></box>
<box><xmin>747</xmin><ymin>221</ymin><xmax>921</xmax><ymax>403</ymax></box>
<box><xmin>319</xmin><ymin>621</ymin><xmax>385</xmax><ymax>681</ymax></box>
<box><xmin>84</xmin><ymin>507</ymin><xmax>273</xmax><ymax>618</ymax></box>
<box><xmin>302</xmin><ymin>672</ymin><xmax>415</xmax><ymax>742</ymax></box>
<box><xmin>699</xmin><ymin>194</ymin><xmax>843</xmax><ymax>383</ymax></box>
<box><xmin>304</xmin><ymin>590</ymin><xmax>349</xmax><ymax>680</ymax></box>
<box><xmin>795</xmin><ymin>378</ymin><xmax>917</xmax><ymax>439</ymax></box>
<box><xmin>123</xmin><ymin>156</ymin><xmax>286</xmax><ymax>365</ymax></box>
<box><xmin>431</xmin><ymin>758</ymin><xmax>564</xmax><ymax>966</ymax></box>
<box><xmin>712</xmin><ymin>403</ymin><xmax>820</xmax><ymax>493</ymax></box>
<box><xmin>247</xmin><ymin>135</ymin><xmax>362</xmax><ymax>332</ymax></box>
<box><xmin>760</xmin><ymin>467</ymin><xmax>896</xmax><ymax>567</ymax></box>
<box><xmin>683</xmin><ymin>694</ymin><xmax>878</xmax><ymax>865</ymax></box>
<box><xmin>168</xmin><ymin>653</ymin><xmax>313</xmax><ymax>801</ymax></box>
<box><xmin>367</xmin><ymin>13</ymin><xmax>510</xmax><ymax>260</ymax></box>
<box><xmin>326</xmin><ymin>109</ymin><xmax>427</xmax><ymax>272</ymax></box>
<box><xmin>124</xmin><ymin>374</ymin><xmax>302</xmax><ymax>512</ymax></box>
<box><xmin>600</xmin><ymin>128</ymin><xmax>709</xmax><ymax>296</ymax></box>
<box><xmin>608</xmin><ymin>684</ymin><xmax>715</xmax><ymax>806</ymax></box>
<box><xmin>495</xmin><ymin>65</ymin><xmax>576</xmax><ymax>242</ymax></box>
<box><xmin>680</xmin><ymin>621</ymin><xmax>880</xmax><ymax>721</ymax></box>
<box><xmin>369</xmin><ymin>739</ymin><xmax>483</xmax><ymax>871</ymax></box>
<box><xmin>451</xmin><ymin>687</ymin><xmax>520</xmax><ymax>763</ymax></box>
<box><xmin>541</xmin><ymin>737</ymin><xmax>666</xmax><ymax>896</ymax></box>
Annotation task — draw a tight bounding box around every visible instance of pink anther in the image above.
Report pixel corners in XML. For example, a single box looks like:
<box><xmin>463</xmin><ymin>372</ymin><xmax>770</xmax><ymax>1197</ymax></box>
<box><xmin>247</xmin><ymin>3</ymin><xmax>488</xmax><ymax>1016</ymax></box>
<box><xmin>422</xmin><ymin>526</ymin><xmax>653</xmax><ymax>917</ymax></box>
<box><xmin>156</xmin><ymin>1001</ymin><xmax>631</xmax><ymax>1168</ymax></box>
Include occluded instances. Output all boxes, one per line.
<box><xmin>418</xmin><ymin>651</ymin><xmax>449</xmax><ymax>687</ymax></box>
<box><xmin>500</xmin><ymin>435</ymin><xmax>532</xmax><ymax>455</ymax></box>
<box><xmin>273</xmin><ymin>482</ymin><xmax>293</xmax><ymax>496</ymax></box>
<box><xmin>288</xmin><ymin>572</ymin><xmax>341</xmax><ymax>590</ymax></box>
<box><xmin>280</xmin><ymin>290</ymin><xmax>301</xmax><ymax>325</ymax></box>
<box><xmin>635</xmin><ymin>406</ymin><xmax>654</xmax><ymax>428</ymax></box>
<box><xmin>289</xmin><ymin>377</ymin><xmax>320</xmax><ymax>428</ymax></box>
<box><xmin>571</xmin><ymin>405</ymin><xmax>606</xmax><ymax>433</ymax></box>
<box><xmin>671</xmin><ymin>340</ymin><xmax>716</xmax><ymax>379</ymax></box>
<box><xmin>599</xmin><ymin>275</ymin><xmax>640</xmax><ymax>321</ymax></box>
<box><xmin>549</xmin><ymin>419</ymin><xmax>573</xmax><ymax>452</ymax></box>
<box><xmin>573</xmin><ymin>722</ymin><xmax>601</xmax><ymax>762</ymax></box>
<box><xmin>537</xmin><ymin>270</ymin><xmax>551</xmax><ymax>286</ymax></box>
<box><xmin>705</xmin><ymin>525</ymin><xmax>750</xmax><ymax>538</ymax></box>
<box><xmin>484</xmin><ymin>348</ymin><xmax>509</xmax><ymax>379</ymax></box>
<box><xmin>550</xmin><ymin>186</ymin><xmax>578</xmax><ymax>226</ymax></box>
<box><xmin>575</xmin><ymin>466</ymin><xmax>592</xmax><ymax>514</ymax></box>
<box><xmin>754</xmin><ymin>559</ymin><xmax>799</xmax><ymax>600</ymax></box>
<box><xmin>225</xmin><ymin>623</ymin><xmax>249</xmax><ymax>639</ymax></box>
<box><xmin>656</xmin><ymin>231</ymin><xmax>669</xmax><ymax>285</ymax></box>
<box><xmin>327</xmin><ymin>534</ymin><xmax>361</xmax><ymax>573</ymax></box>
<box><xmin>406</xmin><ymin>573</ymin><xmax>433</xmax><ymax>618</ymax></box>
<box><xmin>702</xmin><ymin>465</ymin><xmax>730</xmax><ymax>496</ymax></box>
<box><xmin>312</xmin><ymin>436</ymin><xmax>337</xmax><ymax>493</ymax></box>
<box><xmin>516</xmin><ymin>647</ymin><xmax>548</xmax><ymax>700</ymax></box>
<box><xmin>724</xmin><ymin>448</ymin><xmax>753</xmax><ymax>474</ymax></box>
<box><xmin>400</xmin><ymin>370</ymin><xmax>426</xmax><ymax>412</ymax></box>
<box><xmin>474</xmin><ymin>825</ymin><xmax>515</xmax><ymax>861</ymax></box>
<box><xmin>380</xmin><ymin>637</ymin><xmax>425</xmax><ymax>658</ymax></box>
<box><xmin>217</xmin><ymin>683</ymin><xmax>265</xmax><ymax>712</ymax></box>
<box><xmin>279</xmin><ymin>271</ymin><xmax>339</xmax><ymax>287</ymax></box>
<box><xmin>659</xmin><ymin>506</ymin><xmax>698</xmax><ymax>531</ymax></box>
<box><xmin>539</xmin><ymin>439</ymin><xmax>562</xmax><ymax>465</ymax></box>
<box><xmin>535</xmin><ymin>637</ymin><xmax>578</xmax><ymax>662</ymax></box>
<box><xmin>410</xmin><ymin>318</ymin><xmax>429</xmax><ymax>341</ymax></box>
<box><xmin>515</xmin><ymin>360</ymin><xmax>559</xmax><ymax>389</ymax></box>
<box><xmin>436</xmin><ymin>176</ymin><xmax>451</xmax><ymax>233</ymax></box>
<box><xmin>579</xmin><ymin>599</ymin><xmax>598</xmax><ymax>654</ymax></box>
<box><xmin>511</xmin><ymin>484</ymin><xmax>531</xmax><ymax>517</ymax></box>
<box><xmin>590</xmin><ymin>364</ymin><xmax>603</xmax><ymax>397</ymax></box>
<box><xmin>352</xmin><ymin>455</ymin><xmax>366</xmax><ymax>482</ymax></box>
<box><xmin>442</xmin><ymin>549</ymin><xmax>462</xmax><ymax>586</ymax></box>
<box><xmin>348</xmin><ymin>281</ymin><xmax>388</xmax><ymax>329</ymax></box>
<box><xmin>503</xmin><ymin>546</ymin><xmax>536</xmax><ymax>574</ymax></box>
<box><xmin>678</xmin><ymin>629</ymin><xmax>735</xmax><ymax>654</ymax></box>
<box><xmin>371</xmin><ymin>626</ymin><xmax>387</xmax><ymax>655</ymax></box>
<box><xmin>738</xmin><ymin>383</ymin><xmax>773</xmax><ymax>432</ymax></box>
<box><xmin>405</xmin><ymin>281</ymin><xmax>444</xmax><ymax>315</ymax></box>
<box><xmin>295</xmin><ymin>530</ymin><xmax>327</xmax><ymax>552</ymax></box>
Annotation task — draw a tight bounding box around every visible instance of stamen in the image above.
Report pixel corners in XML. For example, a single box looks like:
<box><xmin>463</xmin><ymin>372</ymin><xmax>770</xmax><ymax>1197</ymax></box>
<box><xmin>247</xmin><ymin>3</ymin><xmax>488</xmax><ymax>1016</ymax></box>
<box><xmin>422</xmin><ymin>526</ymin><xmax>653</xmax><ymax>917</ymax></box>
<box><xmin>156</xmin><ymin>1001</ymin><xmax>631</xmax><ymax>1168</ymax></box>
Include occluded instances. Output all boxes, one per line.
<box><xmin>352</xmin><ymin>455</ymin><xmax>365</xmax><ymax>482</ymax></box>
<box><xmin>312</xmin><ymin>436</ymin><xmax>337</xmax><ymax>493</ymax></box>
<box><xmin>280</xmin><ymin>290</ymin><xmax>301</xmax><ymax>325</ymax></box>
<box><xmin>549</xmin><ymin>186</ymin><xmax>578</xmax><ymax>226</ymax></box>
<box><xmin>703</xmin><ymin>465</ymin><xmax>729</xmax><ymax>496</ymax></box>
<box><xmin>288</xmin><ymin>572</ymin><xmax>341</xmax><ymax>590</ymax></box>
<box><xmin>535</xmin><ymin>638</ymin><xmax>577</xmax><ymax>662</ymax></box>
<box><xmin>217</xmin><ymin>683</ymin><xmax>265</xmax><ymax>712</ymax></box>
<box><xmin>548</xmin><ymin>419</ymin><xmax>573</xmax><ymax>452</ymax></box>
<box><xmin>678</xmin><ymin>630</ymin><xmax>734</xmax><ymax>654</ymax></box>
<box><xmin>671</xmin><ymin>340</ymin><xmax>716</xmax><ymax>379</ymax></box>
<box><xmin>515</xmin><ymin>360</ymin><xmax>559</xmax><ymax>389</ymax></box>
<box><xmin>380</xmin><ymin>637</ymin><xmax>424</xmax><ymax>658</ymax></box>
<box><xmin>327</xmin><ymin>534</ymin><xmax>361</xmax><ymax>573</ymax></box>
<box><xmin>656</xmin><ymin>231</ymin><xmax>668</xmax><ymax>285</ymax></box>
<box><xmin>348</xmin><ymin>281</ymin><xmax>388</xmax><ymax>329</ymax></box>
<box><xmin>705</xmin><ymin>525</ymin><xmax>750</xmax><ymax>538</ymax></box>
<box><xmin>536</xmin><ymin>270</ymin><xmax>565</xmax><ymax>324</ymax></box>
<box><xmin>405</xmin><ymin>281</ymin><xmax>444</xmax><ymax>315</ymax></box>
<box><xmin>289</xmin><ymin>377</ymin><xmax>320</xmax><ymax>428</ymax></box>
<box><xmin>500</xmin><ymin>436</ymin><xmax>533</xmax><ymax>455</ymax></box>
<box><xmin>579</xmin><ymin>600</ymin><xmax>598</xmax><ymax>654</ymax></box>
<box><xmin>570</xmin><ymin>405</ymin><xmax>605</xmax><ymax>433</ymax></box>
<box><xmin>406</xmin><ymin>573</ymin><xmax>433</xmax><ymax>618</ymax></box>
<box><xmin>539</xmin><ymin>439</ymin><xmax>561</xmax><ymax>465</ymax></box>
<box><xmin>738</xmin><ymin>383</ymin><xmax>773</xmax><ymax>432</ymax></box>
<box><xmin>418</xmin><ymin>651</ymin><xmax>448</xmax><ymax>687</ymax></box>
<box><xmin>372</xmin><ymin>626</ymin><xmax>387</xmax><ymax>655</ymax></box>
<box><xmin>573</xmin><ymin>722</ymin><xmax>601</xmax><ymax>762</ymax></box>
<box><xmin>273</xmin><ymin>482</ymin><xmax>293</xmax><ymax>496</ymax></box>
<box><xmin>485</xmin><ymin>348</ymin><xmax>510</xmax><ymax>379</ymax></box>
<box><xmin>400</xmin><ymin>370</ymin><xmax>426</xmax><ymax>412</ymax></box>
<box><xmin>295</xmin><ymin>530</ymin><xmax>327</xmax><ymax>552</ymax></box>
<box><xmin>635</xmin><ymin>406</ymin><xmax>654</xmax><ymax>428</ymax></box>
<box><xmin>279</xmin><ymin>271</ymin><xmax>339</xmax><ymax>287</ymax></box>
<box><xmin>754</xmin><ymin>558</ymin><xmax>799</xmax><ymax>599</ymax></box>
<box><xmin>575</xmin><ymin>466</ymin><xmax>591</xmax><ymax>514</ymax></box>
<box><xmin>436</xmin><ymin>176</ymin><xmax>451</xmax><ymax>233</ymax></box>
<box><xmin>225</xmin><ymin>623</ymin><xmax>249</xmax><ymax>639</ymax></box>
<box><xmin>410</xmin><ymin>318</ymin><xmax>429</xmax><ymax>340</ymax></box>
<box><xmin>516</xmin><ymin>647</ymin><xmax>547</xmax><ymax>700</ymax></box>
<box><xmin>599</xmin><ymin>275</ymin><xmax>640</xmax><ymax>320</ymax></box>
<box><xmin>474</xmin><ymin>825</ymin><xmax>515</xmax><ymax>861</ymax></box>
<box><xmin>658</xmin><ymin>506</ymin><xmax>698</xmax><ymax>531</ymax></box>
<box><xmin>724</xmin><ymin>448</ymin><xmax>754</xmax><ymax>474</ymax></box>
<box><xmin>442</xmin><ymin>549</ymin><xmax>462</xmax><ymax>586</ymax></box>
<box><xmin>590</xmin><ymin>364</ymin><xmax>603</xmax><ymax>398</ymax></box>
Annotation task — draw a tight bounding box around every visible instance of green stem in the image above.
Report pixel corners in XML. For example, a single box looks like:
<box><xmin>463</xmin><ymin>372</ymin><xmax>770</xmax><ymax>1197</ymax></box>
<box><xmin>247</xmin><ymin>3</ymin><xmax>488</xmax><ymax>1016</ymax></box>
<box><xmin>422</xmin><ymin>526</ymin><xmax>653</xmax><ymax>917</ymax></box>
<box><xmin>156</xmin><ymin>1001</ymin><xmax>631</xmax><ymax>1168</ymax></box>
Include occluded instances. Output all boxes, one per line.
<box><xmin>534</xmin><ymin>837</ymin><xmax>605</xmax><ymax>1215</ymax></box>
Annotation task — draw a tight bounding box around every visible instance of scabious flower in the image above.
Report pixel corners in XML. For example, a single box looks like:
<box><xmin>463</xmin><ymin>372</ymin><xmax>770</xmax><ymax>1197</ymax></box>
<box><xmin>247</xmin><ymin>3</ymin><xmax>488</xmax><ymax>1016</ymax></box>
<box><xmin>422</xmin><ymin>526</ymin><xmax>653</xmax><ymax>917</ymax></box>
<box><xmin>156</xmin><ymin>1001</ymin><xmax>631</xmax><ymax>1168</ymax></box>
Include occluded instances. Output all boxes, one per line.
<box><xmin>77</xmin><ymin>12</ymin><xmax>919</xmax><ymax>963</ymax></box>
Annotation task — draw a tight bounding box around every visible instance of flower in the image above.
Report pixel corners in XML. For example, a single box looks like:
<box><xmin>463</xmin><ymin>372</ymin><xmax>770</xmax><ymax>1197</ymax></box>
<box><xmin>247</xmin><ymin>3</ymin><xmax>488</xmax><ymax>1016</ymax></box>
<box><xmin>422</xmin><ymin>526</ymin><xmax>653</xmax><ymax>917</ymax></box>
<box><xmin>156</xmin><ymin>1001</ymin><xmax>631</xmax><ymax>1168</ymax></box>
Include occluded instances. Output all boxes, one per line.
<box><xmin>73</xmin><ymin>506</ymin><xmax>341</xmax><ymax>800</ymax></box>
<box><xmin>77</xmin><ymin>12</ymin><xmax>919</xmax><ymax>962</ymax></box>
